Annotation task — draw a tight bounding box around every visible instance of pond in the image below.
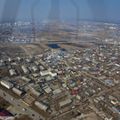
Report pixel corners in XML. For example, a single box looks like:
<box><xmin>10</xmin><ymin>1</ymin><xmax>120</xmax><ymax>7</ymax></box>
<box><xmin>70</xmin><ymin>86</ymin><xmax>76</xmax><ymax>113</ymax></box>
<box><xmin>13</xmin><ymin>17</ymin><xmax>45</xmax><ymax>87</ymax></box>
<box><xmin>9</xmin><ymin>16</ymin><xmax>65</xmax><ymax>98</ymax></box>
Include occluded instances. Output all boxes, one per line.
<box><xmin>47</xmin><ymin>44</ymin><xmax>60</xmax><ymax>49</ymax></box>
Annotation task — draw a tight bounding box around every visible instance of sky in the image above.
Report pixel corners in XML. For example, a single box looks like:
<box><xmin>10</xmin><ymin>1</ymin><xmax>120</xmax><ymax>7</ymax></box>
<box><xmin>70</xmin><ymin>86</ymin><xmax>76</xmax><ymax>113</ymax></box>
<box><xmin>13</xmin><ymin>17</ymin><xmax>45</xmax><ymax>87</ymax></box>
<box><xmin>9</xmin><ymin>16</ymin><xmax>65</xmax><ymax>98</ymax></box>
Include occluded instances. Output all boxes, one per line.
<box><xmin>0</xmin><ymin>0</ymin><xmax>120</xmax><ymax>23</ymax></box>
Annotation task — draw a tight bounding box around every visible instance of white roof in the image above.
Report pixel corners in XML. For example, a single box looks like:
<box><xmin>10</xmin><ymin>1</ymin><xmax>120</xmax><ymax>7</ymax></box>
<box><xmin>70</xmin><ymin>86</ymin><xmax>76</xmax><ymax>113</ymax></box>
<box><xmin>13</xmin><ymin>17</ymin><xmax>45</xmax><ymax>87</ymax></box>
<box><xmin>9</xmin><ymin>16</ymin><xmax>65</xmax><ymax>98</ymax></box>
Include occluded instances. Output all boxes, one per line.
<box><xmin>53</xmin><ymin>89</ymin><xmax>62</xmax><ymax>95</ymax></box>
<box><xmin>44</xmin><ymin>87</ymin><xmax>52</xmax><ymax>94</ymax></box>
<box><xmin>1</xmin><ymin>81</ymin><xmax>13</xmax><ymax>89</ymax></box>
<box><xmin>35</xmin><ymin>101</ymin><xmax>48</xmax><ymax>111</ymax></box>
<box><xmin>59</xmin><ymin>99</ymin><xmax>72</xmax><ymax>107</ymax></box>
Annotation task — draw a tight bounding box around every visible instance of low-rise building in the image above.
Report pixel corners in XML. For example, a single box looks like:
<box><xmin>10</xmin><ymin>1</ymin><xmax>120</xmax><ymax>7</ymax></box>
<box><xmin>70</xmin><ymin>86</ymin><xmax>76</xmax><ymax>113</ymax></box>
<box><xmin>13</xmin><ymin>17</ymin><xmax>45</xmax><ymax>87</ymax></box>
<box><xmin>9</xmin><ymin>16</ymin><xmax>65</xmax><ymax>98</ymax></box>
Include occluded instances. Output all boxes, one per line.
<box><xmin>34</xmin><ymin>101</ymin><xmax>48</xmax><ymax>112</ymax></box>
<box><xmin>30</xmin><ymin>88</ymin><xmax>41</xmax><ymax>97</ymax></box>
<box><xmin>0</xmin><ymin>80</ymin><xmax>13</xmax><ymax>89</ymax></box>
<box><xmin>9</xmin><ymin>69</ymin><xmax>16</xmax><ymax>76</ymax></box>
<box><xmin>21</xmin><ymin>65</ymin><xmax>29</xmax><ymax>74</ymax></box>
<box><xmin>59</xmin><ymin>99</ymin><xmax>72</xmax><ymax>108</ymax></box>
<box><xmin>40</xmin><ymin>70</ymin><xmax>50</xmax><ymax>76</ymax></box>
<box><xmin>12</xmin><ymin>87</ymin><xmax>23</xmax><ymax>96</ymax></box>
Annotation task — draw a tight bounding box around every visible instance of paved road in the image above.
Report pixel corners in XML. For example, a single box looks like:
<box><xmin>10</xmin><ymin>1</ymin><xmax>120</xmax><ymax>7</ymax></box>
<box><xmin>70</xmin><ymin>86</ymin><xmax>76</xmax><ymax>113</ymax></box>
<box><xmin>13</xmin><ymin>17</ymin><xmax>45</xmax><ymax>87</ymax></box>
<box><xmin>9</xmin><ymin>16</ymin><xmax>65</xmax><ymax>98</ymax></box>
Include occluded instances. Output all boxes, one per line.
<box><xmin>0</xmin><ymin>89</ymin><xmax>45</xmax><ymax>120</ymax></box>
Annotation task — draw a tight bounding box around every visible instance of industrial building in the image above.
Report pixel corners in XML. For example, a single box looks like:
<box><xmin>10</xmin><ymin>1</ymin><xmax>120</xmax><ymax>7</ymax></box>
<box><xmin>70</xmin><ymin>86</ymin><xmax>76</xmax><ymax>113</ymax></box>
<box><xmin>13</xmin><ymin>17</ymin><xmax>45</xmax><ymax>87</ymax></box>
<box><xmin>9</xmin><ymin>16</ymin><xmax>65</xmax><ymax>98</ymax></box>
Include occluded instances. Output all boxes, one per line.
<box><xmin>12</xmin><ymin>87</ymin><xmax>23</xmax><ymax>96</ymax></box>
<box><xmin>34</xmin><ymin>101</ymin><xmax>49</xmax><ymax>112</ymax></box>
<box><xmin>59</xmin><ymin>99</ymin><xmax>72</xmax><ymax>108</ymax></box>
<box><xmin>0</xmin><ymin>80</ymin><xmax>13</xmax><ymax>89</ymax></box>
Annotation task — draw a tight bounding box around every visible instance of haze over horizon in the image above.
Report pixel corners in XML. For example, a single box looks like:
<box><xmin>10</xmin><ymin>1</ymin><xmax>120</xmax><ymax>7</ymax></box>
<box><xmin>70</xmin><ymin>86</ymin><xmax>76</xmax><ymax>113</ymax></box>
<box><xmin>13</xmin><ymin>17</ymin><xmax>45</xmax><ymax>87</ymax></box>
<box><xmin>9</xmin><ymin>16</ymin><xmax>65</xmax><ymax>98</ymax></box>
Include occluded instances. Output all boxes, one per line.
<box><xmin>0</xmin><ymin>0</ymin><xmax>120</xmax><ymax>24</ymax></box>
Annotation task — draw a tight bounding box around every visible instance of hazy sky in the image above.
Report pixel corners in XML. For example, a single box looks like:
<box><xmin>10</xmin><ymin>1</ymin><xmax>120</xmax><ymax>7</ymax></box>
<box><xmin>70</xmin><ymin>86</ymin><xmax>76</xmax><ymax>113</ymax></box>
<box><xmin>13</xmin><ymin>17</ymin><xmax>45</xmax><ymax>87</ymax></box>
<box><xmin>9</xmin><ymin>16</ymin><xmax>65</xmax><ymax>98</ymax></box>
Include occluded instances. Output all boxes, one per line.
<box><xmin>0</xmin><ymin>0</ymin><xmax>120</xmax><ymax>23</ymax></box>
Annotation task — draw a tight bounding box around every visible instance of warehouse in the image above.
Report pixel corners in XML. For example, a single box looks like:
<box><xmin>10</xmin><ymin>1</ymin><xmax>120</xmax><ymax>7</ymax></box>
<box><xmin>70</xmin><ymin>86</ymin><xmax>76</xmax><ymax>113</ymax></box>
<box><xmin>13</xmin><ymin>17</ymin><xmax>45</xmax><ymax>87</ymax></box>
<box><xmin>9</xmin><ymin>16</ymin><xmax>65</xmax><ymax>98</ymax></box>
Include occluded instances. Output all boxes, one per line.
<box><xmin>12</xmin><ymin>87</ymin><xmax>23</xmax><ymax>96</ymax></box>
<box><xmin>59</xmin><ymin>99</ymin><xmax>72</xmax><ymax>108</ymax></box>
<box><xmin>34</xmin><ymin>101</ymin><xmax>48</xmax><ymax>112</ymax></box>
<box><xmin>0</xmin><ymin>80</ymin><xmax>13</xmax><ymax>89</ymax></box>
<box><xmin>30</xmin><ymin>88</ymin><xmax>41</xmax><ymax>97</ymax></box>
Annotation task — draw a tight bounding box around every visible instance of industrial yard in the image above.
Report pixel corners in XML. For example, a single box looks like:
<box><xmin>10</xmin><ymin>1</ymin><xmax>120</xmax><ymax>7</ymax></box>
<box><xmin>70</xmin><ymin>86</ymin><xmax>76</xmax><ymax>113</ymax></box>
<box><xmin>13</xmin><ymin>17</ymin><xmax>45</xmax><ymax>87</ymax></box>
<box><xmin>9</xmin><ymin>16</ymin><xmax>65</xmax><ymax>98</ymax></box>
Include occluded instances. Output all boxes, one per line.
<box><xmin>0</xmin><ymin>39</ymin><xmax>120</xmax><ymax>120</ymax></box>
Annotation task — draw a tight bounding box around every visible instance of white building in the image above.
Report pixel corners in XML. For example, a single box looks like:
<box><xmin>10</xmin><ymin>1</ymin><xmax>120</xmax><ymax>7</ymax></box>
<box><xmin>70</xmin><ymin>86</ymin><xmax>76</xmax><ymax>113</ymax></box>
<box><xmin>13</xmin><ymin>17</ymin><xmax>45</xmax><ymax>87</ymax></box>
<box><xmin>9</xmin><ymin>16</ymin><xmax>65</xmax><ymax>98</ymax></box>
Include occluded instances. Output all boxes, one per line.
<box><xmin>59</xmin><ymin>99</ymin><xmax>72</xmax><ymax>108</ymax></box>
<box><xmin>49</xmin><ymin>72</ymin><xmax>57</xmax><ymax>77</ymax></box>
<box><xmin>40</xmin><ymin>70</ymin><xmax>50</xmax><ymax>76</ymax></box>
<box><xmin>30</xmin><ymin>88</ymin><xmax>41</xmax><ymax>97</ymax></box>
<box><xmin>44</xmin><ymin>87</ymin><xmax>52</xmax><ymax>94</ymax></box>
<box><xmin>9</xmin><ymin>69</ymin><xmax>16</xmax><ymax>76</ymax></box>
<box><xmin>32</xmin><ymin>66</ymin><xmax>38</xmax><ymax>72</ymax></box>
<box><xmin>0</xmin><ymin>80</ymin><xmax>13</xmax><ymax>89</ymax></box>
<box><xmin>53</xmin><ymin>89</ymin><xmax>62</xmax><ymax>95</ymax></box>
<box><xmin>34</xmin><ymin>101</ymin><xmax>48</xmax><ymax>111</ymax></box>
<box><xmin>40</xmin><ymin>70</ymin><xmax>57</xmax><ymax>77</ymax></box>
<box><xmin>22</xmin><ymin>76</ymin><xmax>31</xmax><ymax>82</ymax></box>
<box><xmin>21</xmin><ymin>65</ymin><xmax>29</xmax><ymax>74</ymax></box>
<box><xmin>12</xmin><ymin>87</ymin><xmax>23</xmax><ymax>96</ymax></box>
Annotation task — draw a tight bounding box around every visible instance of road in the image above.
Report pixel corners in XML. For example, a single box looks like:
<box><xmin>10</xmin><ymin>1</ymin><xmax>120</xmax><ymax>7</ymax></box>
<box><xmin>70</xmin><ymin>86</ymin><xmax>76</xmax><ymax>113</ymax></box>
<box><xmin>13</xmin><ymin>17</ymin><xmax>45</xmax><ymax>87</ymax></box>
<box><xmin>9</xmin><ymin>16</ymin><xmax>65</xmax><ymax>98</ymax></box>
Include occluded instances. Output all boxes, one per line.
<box><xmin>0</xmin><ymin>89</ymin><xmax>45</xmax><ymax>120</ymax></box>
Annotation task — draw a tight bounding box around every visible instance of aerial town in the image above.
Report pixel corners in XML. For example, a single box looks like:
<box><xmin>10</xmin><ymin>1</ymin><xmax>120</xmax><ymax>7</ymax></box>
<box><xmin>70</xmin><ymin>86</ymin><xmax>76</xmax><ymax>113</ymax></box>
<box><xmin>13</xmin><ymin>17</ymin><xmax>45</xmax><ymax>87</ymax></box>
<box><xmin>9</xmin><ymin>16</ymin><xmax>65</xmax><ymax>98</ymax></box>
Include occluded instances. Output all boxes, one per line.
<box><xmin>0</xmin><ymin>20</ymin><xmax>120</xmax><ymax>120</ymax></box>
